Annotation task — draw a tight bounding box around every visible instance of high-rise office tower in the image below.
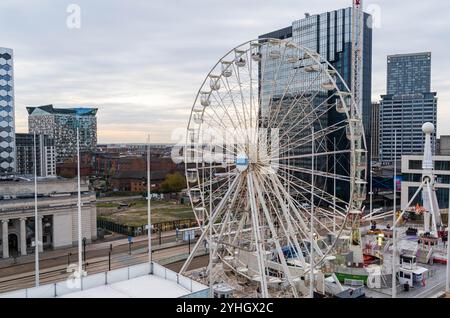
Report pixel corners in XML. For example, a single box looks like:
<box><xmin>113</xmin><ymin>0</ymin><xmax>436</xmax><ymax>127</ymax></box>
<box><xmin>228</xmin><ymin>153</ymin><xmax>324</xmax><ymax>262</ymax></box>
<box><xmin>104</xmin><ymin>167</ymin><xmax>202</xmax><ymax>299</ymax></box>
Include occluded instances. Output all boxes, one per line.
<box><xmin>371</xmin><ymin>102</ymin><xmax>380</xmax><ymax>162</ymax></box>
<box><xmin>15</xmin><ymin>133</ymin><xmax>56</xmax><ymax>177</ymax></box>
<box><xmin>379</xmin><ymin>52</ymin><xmax>437</xmax><ymax>164</ymax></box>
<box><xmin>387</xmin><ymin>53</ymin><xmax>431</xmax><ymax>96</ymax></box>
<box><xmin>259</xmin><ymin>8</ymin><xmax>372</xmax><ymax>200</ymax></box>
<box><xmin>27</xmin><ymin>105</ymin><xmax>98</xmax><ymax>163</ymax></box>
<box><xmin>0</xmin><ymin>47</ymin><xmax>16</xmax><ymax>175</ymax></box>
<box><xmin>260</xmin><ymin>8</ymin><xmax>373</xmax><ymax>140</ymax></box>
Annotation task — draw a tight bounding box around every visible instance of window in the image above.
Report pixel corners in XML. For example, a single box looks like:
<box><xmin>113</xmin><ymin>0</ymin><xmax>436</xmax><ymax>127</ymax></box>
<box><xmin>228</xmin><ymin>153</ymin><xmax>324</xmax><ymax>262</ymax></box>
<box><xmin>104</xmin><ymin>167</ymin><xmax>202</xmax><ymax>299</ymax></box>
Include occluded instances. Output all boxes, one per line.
<box><xmin>409</xmin><ymin>160</ymin><xmax>422</xmax><ymax>170</ymax></box>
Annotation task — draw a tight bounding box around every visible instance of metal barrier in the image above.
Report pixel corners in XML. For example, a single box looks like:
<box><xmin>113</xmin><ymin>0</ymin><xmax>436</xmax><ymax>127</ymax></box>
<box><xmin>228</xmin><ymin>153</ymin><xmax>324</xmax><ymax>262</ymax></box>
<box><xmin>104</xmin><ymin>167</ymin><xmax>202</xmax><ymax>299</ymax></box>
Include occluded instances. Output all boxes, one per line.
<box><xmin>97</xmin><ymin>219</ymin><xmax>198</xmax><ymax>237</ymax></box>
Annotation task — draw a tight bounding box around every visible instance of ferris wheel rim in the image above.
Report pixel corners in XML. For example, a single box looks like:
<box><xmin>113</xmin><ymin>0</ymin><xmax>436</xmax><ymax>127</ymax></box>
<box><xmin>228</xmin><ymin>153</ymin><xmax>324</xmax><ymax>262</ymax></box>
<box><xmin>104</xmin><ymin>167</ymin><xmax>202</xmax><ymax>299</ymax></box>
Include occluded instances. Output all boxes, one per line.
<box><xmin>183</xmin><ymin>38</ymin><xmax>368</xmax><ymax>296</ymax></box>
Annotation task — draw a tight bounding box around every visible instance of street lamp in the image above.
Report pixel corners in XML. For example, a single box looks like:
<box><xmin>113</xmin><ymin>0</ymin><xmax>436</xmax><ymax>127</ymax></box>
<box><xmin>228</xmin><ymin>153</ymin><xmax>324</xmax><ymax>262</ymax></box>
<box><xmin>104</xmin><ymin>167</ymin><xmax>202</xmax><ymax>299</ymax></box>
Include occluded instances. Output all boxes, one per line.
<box><xmin>67</xmin><ymin>252</ymin><xmax>72</xmax><ymax>266</ymax></box>
<box><xmin>108</xmin><ymin>243</ymin><xmax>113</xmax><ymax>271</ymax></box>
<box><xmin>82</xmin><ymin>237</ymin><xmax>87</xmax><ymax>269</ymax></box>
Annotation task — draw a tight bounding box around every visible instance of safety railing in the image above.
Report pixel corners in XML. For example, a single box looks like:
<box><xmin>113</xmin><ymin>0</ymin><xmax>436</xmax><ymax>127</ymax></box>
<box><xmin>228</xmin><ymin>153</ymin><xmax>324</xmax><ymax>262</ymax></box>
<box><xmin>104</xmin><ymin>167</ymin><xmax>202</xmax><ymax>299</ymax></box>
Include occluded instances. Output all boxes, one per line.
<box><xmin>0</xmin><ymin>262</ymin><xmax>206</xmax><ymax>298</ymax></box>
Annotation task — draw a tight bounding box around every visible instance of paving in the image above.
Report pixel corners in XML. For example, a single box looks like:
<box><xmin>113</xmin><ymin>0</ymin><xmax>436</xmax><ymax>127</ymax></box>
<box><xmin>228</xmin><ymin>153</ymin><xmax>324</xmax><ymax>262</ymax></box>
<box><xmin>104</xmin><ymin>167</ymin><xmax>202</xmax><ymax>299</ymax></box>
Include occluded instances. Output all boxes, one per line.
<box><xmin>365</xmin><ymin>263</ymin><xmax>447</xmax><ymax>298</ymax></box>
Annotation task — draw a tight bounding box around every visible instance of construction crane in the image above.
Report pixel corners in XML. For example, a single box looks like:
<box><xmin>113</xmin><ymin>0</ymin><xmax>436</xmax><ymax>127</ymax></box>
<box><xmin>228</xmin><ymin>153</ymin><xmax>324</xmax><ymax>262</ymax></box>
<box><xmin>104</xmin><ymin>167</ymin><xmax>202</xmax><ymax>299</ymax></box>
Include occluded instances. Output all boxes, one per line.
<box><xmin>345</xmin><ymin>0</ymin><xmax>366</xmax><ymax>267</ymax></box>
<box><xmin>351</xmin><ymin>0</ymin><xmax>364</xmax><ymax>117</ymax></box>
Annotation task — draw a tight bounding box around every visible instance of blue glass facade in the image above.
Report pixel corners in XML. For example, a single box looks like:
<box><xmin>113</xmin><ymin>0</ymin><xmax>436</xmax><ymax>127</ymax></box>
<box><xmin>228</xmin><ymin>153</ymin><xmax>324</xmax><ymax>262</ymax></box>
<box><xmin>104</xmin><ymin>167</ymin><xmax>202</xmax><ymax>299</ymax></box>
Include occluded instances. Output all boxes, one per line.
<box><xmin>260</xmin><ymin>7</ymin><xmax>373</xmax><ymax>145</ymax></box>
<box><xmin>258</xmin><ymin>8</ymin><xmax>373</xmax><ymax>201</ymax></box>
<box><xmin>0</xmin><ymin>47</ymin><xmax>16</xmax><ymax>175</ymax></box>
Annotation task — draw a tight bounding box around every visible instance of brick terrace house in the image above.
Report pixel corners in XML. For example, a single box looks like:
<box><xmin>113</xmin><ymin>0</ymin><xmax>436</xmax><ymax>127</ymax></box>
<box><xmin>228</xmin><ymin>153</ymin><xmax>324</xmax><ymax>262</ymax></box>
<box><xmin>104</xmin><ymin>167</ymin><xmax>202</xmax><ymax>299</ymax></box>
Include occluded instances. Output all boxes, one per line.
<box><xmin>109</xmin><ymin>156</ymin><xmax>183</xmax><ymax>193</ymax></box>
<box><xmin>110</xmin><ymin>170</ymin><xmax>168</xmax><ymax>192</ymax></box>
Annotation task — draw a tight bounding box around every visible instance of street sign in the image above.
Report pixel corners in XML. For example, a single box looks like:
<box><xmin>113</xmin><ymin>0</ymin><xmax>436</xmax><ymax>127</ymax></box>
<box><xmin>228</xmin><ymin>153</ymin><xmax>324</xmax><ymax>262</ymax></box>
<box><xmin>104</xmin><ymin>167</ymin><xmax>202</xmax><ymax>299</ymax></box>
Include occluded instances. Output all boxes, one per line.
<box><xmin>183</xmin><ymin>229</ymin><xmax>195</xmax><ymax>241</ymax></box>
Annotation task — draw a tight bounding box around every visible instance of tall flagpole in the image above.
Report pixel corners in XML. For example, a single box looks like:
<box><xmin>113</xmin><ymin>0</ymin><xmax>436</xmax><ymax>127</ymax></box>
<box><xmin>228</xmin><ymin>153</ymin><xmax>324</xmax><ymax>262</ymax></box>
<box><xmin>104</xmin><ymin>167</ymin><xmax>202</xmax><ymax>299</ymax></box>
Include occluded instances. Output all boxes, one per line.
<box><xmin>209</xmin><ymin>160</ymin><xmax>213</xmax><ymax>298</ymax></box>
<box><xmin>333</xmin><ymin>137</ymin><xmax>336</xmax><ymax>234</ymax></box>
<box><xmin>33</xmin><ymin>132</ymin><xmax>40</xmax><ymax>287</ymax></box>
<box><xmin>76</xmin><ymin>127</ymin><xmax>83</xmax><ymax>278</ymax></box>
<box><xmin>147</xmin><ymin>134</ymin><xmax>152</xmax><ymax>273</ymax></box>
<box><xmin>309</xmin><ymin>127</ymin><xmax>315</xmax><ymax>298</ymax></box>
<box><xmin>392</xmin><ymin>129</ymin><xmax>397</xmax><ymax>298</ymax></box>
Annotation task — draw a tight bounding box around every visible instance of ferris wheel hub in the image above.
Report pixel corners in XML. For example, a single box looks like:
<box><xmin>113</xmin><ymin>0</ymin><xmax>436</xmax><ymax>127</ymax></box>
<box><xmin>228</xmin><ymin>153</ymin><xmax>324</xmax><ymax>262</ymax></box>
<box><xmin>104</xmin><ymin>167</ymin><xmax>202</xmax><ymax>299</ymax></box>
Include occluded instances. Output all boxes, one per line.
<box><xmin>236</xmin><ymin>153</ymin><xmax>249</xmax><ymax>172</ymax></box>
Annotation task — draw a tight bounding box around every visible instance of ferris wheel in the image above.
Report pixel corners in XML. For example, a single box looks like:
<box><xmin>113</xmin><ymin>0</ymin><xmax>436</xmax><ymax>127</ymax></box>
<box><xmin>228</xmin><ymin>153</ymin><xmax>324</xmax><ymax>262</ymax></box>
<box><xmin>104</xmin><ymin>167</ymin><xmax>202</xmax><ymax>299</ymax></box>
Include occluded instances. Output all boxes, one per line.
<box><xmin>180</xmin><ymin>39</ymin><xmax>367</xmax><ymax>298</ymax></box>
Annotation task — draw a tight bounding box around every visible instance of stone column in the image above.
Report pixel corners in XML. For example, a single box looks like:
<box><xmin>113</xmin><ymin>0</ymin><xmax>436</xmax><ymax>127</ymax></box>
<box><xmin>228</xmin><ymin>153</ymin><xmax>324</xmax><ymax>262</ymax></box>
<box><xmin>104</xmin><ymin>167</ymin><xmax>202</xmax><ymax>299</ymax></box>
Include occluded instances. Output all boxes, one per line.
<box><xmin>38</xmin><ymin>216</ymin><xmax>44</xmax><ymax>253</ymax></box>
<box><xmin>20</xmin><ymin>218</ymin><xmax>27</xmax><ymax>256</ymax></box>
<box><xmin>2</xmin><ymin>219</ymin><xmax>9</xmax><ymax>259</ymax></box>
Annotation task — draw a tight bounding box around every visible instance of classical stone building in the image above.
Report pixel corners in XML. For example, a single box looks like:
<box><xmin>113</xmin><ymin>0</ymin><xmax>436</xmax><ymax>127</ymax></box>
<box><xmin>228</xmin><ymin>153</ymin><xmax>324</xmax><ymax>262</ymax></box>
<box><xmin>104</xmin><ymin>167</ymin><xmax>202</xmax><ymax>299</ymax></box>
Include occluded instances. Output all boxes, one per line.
<box><xmin>0</xmin><ymin>177</ymin><xmax>97</xmax><ymax>258</ymax></box>
<box><xmin>27</xmin><ymin>105</ymin><xmax>98</xmax><ymax>164</ymax></box>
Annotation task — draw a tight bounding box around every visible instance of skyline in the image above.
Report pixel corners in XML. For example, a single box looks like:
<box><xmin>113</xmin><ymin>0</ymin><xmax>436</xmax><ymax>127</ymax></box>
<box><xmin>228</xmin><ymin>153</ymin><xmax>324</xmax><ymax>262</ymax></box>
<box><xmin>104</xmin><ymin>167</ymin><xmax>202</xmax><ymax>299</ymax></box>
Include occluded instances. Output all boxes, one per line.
<box><xmin>0</xmin><ymin>0</ymin><xmax>449</xmax><ymax>143</ymax></box>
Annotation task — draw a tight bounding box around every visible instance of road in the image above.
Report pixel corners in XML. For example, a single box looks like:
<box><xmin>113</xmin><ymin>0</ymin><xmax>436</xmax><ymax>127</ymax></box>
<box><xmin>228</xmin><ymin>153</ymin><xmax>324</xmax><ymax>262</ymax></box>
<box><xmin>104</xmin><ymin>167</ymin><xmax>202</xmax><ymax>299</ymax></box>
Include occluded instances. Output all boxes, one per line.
<box><xmin>0</xmin><ymin>230</ymin><xmax>182</xmax><ymax>277</ymax></box>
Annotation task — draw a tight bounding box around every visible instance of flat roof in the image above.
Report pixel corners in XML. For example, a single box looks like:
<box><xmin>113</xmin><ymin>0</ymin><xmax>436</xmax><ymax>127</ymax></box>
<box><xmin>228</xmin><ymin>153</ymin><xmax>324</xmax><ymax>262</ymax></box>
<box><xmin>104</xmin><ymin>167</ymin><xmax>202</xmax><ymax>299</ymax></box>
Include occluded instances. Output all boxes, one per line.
<box><xmin>59</xmin><ymin>274</ymin><xmax>203</xmax><ymax>298</ymax></box>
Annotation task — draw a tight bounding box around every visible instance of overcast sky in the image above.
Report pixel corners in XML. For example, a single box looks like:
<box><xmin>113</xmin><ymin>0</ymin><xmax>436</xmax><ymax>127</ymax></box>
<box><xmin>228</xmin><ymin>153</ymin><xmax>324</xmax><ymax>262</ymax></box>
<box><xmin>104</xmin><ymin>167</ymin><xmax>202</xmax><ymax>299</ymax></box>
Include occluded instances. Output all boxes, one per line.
<box><xmin>1</xmin><ymin>0</ymin><xmax>449</xmax><ymax>143</ymax></box>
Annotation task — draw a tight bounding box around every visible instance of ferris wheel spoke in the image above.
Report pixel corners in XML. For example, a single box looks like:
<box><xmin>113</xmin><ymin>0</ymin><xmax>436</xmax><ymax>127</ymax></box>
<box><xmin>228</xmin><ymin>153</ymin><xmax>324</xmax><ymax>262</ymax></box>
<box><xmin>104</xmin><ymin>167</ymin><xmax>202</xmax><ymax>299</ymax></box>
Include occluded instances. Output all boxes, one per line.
<box><xmin>262</xmin><ymin>164</ymin><xmax>348</xmax><ymax>215</ymax></box>
<box><xmin>222</xmin><ymin>74</ymin><xmax>249</xmax><ymax>134</ymax></box>
<box><xmin>261</xmin><ymin>149</ymin><xmax>351</xmax><ymax>164</ymax></box>
<box><xmin>263</xmin><ymin>44</ymin><xmax>288</xmax><ymax>127</ymax></box>
<box><xmin>277</xmin><ymin>92</ymin><xmax>338</xmax><ymax>143</ymax></box>
<box><xmin>270</xmin><ymin>70</ymin><xmax>324</xmax><ymax>130</ymax></box>
<box><xmin>278</xmin><ymin>120</ymin><xmax>348</xmax><ymax>157</ymax></box>
<box><xmin>256</xmin><ymin>172</ymin><xmax>308</xmax><ymax>267</ymax></box>
<box><xmin>268</xmin><ymin>174</ymin><xmax>325</xmax><ymax>259</ymax></box>
<box><xmin>277</xmin><ymin>163</ymin><xmax>351</xmax><ymax>183</ymax></box>
<box><xmin>246</xmin><ymin>173</ymin><xmax>269</xmax><ymax>297</ymax></box>
<box><xmin>266</xmin><ymin>61</ymin><xmax>304</xmax><ymax>129</ymax></box>
<box><xmin>275</xmin><ymin>171</ymin><xmax>348</xmax><ymax>217</ymax></box>
<box><xmin>210</xmin><ymin>85</ymin><xmax>249</xmax><ymax>138</ymax></box>
<box><xmin>252</xmin><ymin>172</ymin><xmax>300</xmax><ymax>296</ymax></box>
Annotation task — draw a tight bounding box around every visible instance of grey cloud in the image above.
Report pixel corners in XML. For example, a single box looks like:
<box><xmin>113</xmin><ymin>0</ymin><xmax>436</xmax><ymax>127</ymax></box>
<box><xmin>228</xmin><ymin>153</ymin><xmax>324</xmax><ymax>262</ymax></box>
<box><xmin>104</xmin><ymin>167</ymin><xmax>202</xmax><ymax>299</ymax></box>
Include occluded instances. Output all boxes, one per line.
<box><xmin>1</xmin><ymin>0</ymin><xmax>449</xmax><ymax>142</ymax></box>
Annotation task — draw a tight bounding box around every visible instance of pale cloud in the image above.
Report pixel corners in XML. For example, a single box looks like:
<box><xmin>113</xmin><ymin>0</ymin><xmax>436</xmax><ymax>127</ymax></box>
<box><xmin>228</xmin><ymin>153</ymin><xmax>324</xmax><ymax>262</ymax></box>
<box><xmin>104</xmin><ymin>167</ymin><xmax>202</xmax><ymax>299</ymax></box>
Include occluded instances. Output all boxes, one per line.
<box><xmin>1</xmin><ymin>0</ymin><xmax>449</xmax><ymax>143</ymax></box>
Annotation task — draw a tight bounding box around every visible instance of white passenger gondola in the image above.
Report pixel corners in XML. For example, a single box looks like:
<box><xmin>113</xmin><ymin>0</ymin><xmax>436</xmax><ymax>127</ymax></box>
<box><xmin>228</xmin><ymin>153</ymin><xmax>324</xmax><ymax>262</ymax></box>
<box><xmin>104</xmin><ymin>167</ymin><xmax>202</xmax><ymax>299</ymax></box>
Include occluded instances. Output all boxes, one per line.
<box><xmin>200</xmin><ymin>91</ymin><xmax>211</xmax><ymax>107</ymax></box>
<box><xmin>221</xmin><ymin>61</ymin><xmax>233</xmax><ymax>77</ymax></box>
<box><xmin>209</xmin><ymin>75</ymin><xmax>221</xmax><ymax>91</ymax></box>
<box><xmin>304</xmin><ymin>64</ymin><xmax>321</xmax><ymax>73</ymax></box>
<box><xmin>187</xmin><ymin>169</ymin><xmax>198</xmax><ymax>183</ymax></box>
<box><xmin>322</xmin><ymin>81</ymin><xmax>335</xmax><ymax>90</ymax></box>
<box><xmin>235</xmin><ymin>49</ymin><xmax>246</xmax><ymax>67</ymax></box>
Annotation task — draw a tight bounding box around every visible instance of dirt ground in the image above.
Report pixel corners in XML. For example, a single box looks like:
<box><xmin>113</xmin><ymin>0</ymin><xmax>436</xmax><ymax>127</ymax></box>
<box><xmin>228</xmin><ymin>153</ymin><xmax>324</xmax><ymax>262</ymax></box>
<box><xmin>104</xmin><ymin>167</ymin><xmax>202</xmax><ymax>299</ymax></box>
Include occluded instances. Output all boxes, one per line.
<box><xmin>97</xmin><ymin>199</ymin><xmax>195</xmax><ymax>226</ymax></box>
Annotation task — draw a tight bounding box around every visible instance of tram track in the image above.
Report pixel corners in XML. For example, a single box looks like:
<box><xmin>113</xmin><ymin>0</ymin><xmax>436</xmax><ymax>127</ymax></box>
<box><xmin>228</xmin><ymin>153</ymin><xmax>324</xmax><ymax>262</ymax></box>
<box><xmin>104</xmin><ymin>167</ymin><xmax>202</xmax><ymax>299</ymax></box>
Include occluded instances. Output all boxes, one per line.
<box><xmin>0</xmin><ymin>241</ymin><xmax>204</xmax><ymax>294</ymax></box>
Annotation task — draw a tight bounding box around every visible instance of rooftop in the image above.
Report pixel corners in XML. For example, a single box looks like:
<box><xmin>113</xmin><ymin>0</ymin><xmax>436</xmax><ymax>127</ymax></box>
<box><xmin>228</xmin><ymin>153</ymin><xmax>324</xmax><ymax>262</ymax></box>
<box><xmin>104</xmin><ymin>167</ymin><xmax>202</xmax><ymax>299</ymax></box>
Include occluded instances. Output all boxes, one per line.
<box><xmin>0</xmin><ymin>263</ymin><xmax>207</xmax><ymax>299</ymax></box>
<box><xmin>26</xmin><ymin>104</ymin><xmax>98</xmax><ymax>116</ymax></box>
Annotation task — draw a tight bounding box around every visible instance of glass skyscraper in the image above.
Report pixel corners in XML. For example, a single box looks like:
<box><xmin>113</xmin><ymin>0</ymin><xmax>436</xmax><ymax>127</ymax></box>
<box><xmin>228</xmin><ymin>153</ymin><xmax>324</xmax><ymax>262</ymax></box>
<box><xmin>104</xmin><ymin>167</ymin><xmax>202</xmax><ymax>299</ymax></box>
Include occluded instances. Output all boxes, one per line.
<box><xmin>260</xmin><ymin>8</ymin><xmax>373</xmax><ymax>139</ymax></box>
<box><xmin>258</xmin><ymin>8</ymin><xmax>373</xmax><ymax>201</ymax></box>
<box><xmin>0</xmin><ymin>47</ymin><xmax>16</xmax><ymax>175</ymax></box>
<box><xmin>387</xmin><ymin>52</ymin><xmax>431</xmax><ymax>96</ymax></box>
<box><xmin>380</xmin><ymin>52</ymin><xmax>437</xmax><ymax>164</ymax></box>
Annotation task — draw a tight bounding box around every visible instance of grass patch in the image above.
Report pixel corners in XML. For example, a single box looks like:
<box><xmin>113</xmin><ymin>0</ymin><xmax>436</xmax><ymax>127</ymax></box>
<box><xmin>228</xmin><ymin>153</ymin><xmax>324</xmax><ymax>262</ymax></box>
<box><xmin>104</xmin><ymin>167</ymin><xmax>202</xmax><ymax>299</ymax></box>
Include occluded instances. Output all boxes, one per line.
<box><xmin>97</xmin><ymin>200</ymin><xmax>195</xmax><ymax>226</ymax></box>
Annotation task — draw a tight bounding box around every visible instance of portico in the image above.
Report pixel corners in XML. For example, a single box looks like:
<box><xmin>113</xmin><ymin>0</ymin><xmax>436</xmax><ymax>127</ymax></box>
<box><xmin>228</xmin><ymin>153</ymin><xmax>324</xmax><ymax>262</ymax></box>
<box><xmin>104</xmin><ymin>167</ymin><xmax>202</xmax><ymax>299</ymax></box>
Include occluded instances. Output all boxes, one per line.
<box><xmin>0</xmin><ymin>217</ymin><xmax>45</xmax><ymax>259</ymax></box>
<box><xmin>1</xmin><ymin>177</ymin><xmax>97</xmax><ymax>259</ymax></box>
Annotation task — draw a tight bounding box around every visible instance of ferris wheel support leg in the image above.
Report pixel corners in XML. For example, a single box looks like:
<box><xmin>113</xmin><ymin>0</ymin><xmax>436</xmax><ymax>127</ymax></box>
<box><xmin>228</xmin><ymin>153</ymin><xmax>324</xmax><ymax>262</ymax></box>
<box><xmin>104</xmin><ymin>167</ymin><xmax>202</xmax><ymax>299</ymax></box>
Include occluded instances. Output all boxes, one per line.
<box><xmin>180</xmin><ymin>221</ymin><xmax>211</xmax><ymax>275</ymax></box>
<box><xmin>426</xmin><ymin>182</ymin><xmax>439</xmax><ymax>235</ymax></box>
<box><xmin>180</xmin><ymin>176</ymin><xmax>240</xmax><ymax>275</ymax></box>
<box><xmin>247</xmin><ymin>173</ymin><xmax>269</xmax><ymax>298</ymax></box>
<box><xmin>393</xmin><ymin>181</ymin><xmax>425</xmax><ymax>229</ymax></box>
<box><xmin>272</xmin><ymin>175</ymin><xmax>324</xmax><ymax>258</ymax></box>
<box><xmin>268</xmin><ymin>174</ymin><xmax>307</xmax><ymax>268</ymax></box>
<box><xmin>253</xmin><ymin>173</ymin><xmax>299</xmax><ymax>297</ymax></box>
